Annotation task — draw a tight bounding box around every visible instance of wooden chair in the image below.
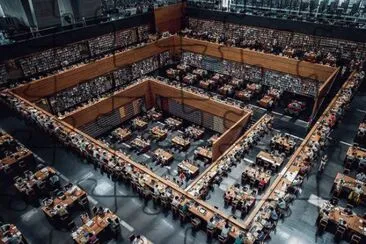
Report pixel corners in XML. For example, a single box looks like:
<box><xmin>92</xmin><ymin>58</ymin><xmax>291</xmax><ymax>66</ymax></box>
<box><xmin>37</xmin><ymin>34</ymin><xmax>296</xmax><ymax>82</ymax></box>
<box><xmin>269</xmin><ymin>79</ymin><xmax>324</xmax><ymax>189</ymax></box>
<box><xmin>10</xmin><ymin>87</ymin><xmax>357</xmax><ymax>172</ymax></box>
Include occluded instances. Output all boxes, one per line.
<box><xmin>343</xmin><ymin>168</ymin><xmax>351</xmax><ymax>175</ymax></box>
<box><xmin>190</xmin><ymin>217</ymin><xmax>201</xmax><ymax>230</ymax></box>
<box><xmin>218</xmin><ymin>234</ymin><xmax>228</xmax><ymax>243</ymax></box>
<box><xmin>206</xmin><ymin>226</ymin><xmax>216</xmax><ymax>238</ymax></box>
<box><xmin>318</xmin><ymin>219</ymin><xmax>328</xmax><ymax>231</ymax></box>
<box><xmin>334</xmin><ymin>225</ymin><xmax>346</xmax><ymax>240</ymax></box>
<box><xmin>179</xmin><ymin>209</ymin><xmax>187</xmax><ymax>222</ymax></box>
<box><xmin>350</xmin><ymin>234</ymin><xmax>362</xmax><ymax>244</ymax></box>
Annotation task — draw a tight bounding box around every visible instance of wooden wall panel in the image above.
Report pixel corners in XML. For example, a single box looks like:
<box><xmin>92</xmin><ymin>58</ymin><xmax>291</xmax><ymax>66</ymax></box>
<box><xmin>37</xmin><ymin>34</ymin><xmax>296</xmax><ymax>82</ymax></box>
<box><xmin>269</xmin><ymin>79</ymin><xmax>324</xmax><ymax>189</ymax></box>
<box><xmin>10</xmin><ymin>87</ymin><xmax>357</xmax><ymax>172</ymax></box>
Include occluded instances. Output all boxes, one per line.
<box><xmin>13</xmin><ymin>37</ymin><xmax>174</xmax><ymax>102</ymax></box>
<box><xmin>154</xmin><ymin>3</ymin><xmax>186</xmax><ymax>33</ymax></box>
<box><xmin>212</xmin><ymin>112</ymin><xmax>251</xmax><ymax>161</ymax></box>
<box><xmin>62</xmin><ymin>81</ymin><xmax>153</xmax><ymax>128</ymax></box>
<box><xmin>148</xmin><ymin>79</ymin><xmax>248</xmax><ymax>123</ymax></box>
<box><xmin>174</xmin><ymin>36</ymin><xmax>336</xmax><ymax>82</ymax></box>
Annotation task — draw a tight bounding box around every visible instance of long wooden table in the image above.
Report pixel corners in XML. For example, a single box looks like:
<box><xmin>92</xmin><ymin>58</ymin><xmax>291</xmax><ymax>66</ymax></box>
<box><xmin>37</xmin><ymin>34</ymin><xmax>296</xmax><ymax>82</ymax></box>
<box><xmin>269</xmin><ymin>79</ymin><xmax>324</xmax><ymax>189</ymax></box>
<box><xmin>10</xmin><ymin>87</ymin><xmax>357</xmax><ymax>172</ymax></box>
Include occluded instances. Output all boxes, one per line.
<box><xmin>14</xmin><ymin>166</ymin><xmax>56</xmax><ymax>193</ymax></box>
<box><xmin>153</xmin><ymin>148</ymin><xmax>173</xmax><ymax>165</ymax></box>
<box><xmin>72</xmin><ymin>211</ymin><xmax>119</xmax><ymax>244</ymax></box>
<box><xmin>171</xmin><ymin>136</ymin><xmax>190</xmax><ymax>149</ymax></box>
<box><xmin>42</xmin><ymin>185</ymin><xmax>87</xmax><ymax>218</ymax></box>
<box><xmin>112</xmin><ymin>127</ymin><xmax>132</xmax><ymax>141</ymax></box>
<box><xmin>178</xmin><ymin>160</ymin><xmax>199</xmax><ymax>178</ymax></box>
<box><xmin>321</xmin><ymin>201</ymin><xmax>366</xmax><ymax>238</ymax></box>
<box><xmin>256</xmin><ymin>151</ymin><xmax>284</xmax><ymax>170</ymax></box>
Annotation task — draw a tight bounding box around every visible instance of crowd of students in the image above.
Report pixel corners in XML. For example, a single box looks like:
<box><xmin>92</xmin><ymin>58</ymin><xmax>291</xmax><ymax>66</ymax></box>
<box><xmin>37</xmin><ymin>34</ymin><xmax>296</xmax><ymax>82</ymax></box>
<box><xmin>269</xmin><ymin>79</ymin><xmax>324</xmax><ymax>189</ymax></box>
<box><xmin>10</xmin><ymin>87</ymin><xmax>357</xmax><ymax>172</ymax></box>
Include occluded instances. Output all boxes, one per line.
<box><xmin>181</xmin><ymin>51</ymin><xmax>319</xmax><ymax>96</ymax></box>
<box><xmin>183</xmin><ymin>17</ymin><xmax>366</xmax><ymax>68</ymax></box>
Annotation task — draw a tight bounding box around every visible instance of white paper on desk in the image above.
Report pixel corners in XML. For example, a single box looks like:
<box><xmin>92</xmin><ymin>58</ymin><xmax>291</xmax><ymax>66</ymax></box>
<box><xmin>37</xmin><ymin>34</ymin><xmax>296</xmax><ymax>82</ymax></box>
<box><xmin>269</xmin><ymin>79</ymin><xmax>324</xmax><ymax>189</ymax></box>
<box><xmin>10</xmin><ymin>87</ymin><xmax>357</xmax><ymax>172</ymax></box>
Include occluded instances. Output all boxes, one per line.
<box><xmin>86</xmin><ymin>220</ymin><xmax>93</xmax><ymax>227</ymax></box>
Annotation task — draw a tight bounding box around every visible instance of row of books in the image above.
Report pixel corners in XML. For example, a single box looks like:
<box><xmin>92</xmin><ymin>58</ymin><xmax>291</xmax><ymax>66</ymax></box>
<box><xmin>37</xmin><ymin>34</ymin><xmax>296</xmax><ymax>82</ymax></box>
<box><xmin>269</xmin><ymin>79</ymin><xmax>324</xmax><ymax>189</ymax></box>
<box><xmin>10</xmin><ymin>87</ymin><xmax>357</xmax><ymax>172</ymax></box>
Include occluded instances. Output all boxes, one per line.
<box><xmin>17</xmin><ymin>25</ymin><xmax>151</xmax><ymax>78</ymax></box>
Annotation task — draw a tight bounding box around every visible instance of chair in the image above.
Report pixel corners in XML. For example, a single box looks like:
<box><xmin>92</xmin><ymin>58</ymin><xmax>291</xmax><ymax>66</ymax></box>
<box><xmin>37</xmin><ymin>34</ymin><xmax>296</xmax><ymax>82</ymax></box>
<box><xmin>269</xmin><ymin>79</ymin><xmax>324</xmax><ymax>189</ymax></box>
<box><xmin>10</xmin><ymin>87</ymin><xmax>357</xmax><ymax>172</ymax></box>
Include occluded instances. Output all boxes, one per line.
<box><xmin>191</xmin><ymin>217</ymin><xmax>201</xmax><ymax>230</ymax></box>
<box><xmin>346</xmin><ymin>203</ymin><xmax>354</xmax><ymax>210</ymax></box>
<box><xmin>67</xmin><ymin>220</ymin><xmax>76</xmax><ymax>231</ymax></box>
<box><xmin>179</xmin><ymin>209</ymin><xmax>187</xmax><ymax>222</ymax></box>
<box><xmin>171</xmin><ymin>205</ymin><xmax>179</xmax><ymax>216</ymax></box>
<box><xmin>218</xmin><ymin>234</ymin><xmax>228</xmax><ymax>243</ymax></box>
<box><xmin>92</xmin><ymin>206</ymin><xmax>98</xmax><ymax>216</ymax></box>
<box><xmin>343</xmin><ymin>168</ymin><xmax>351</xmax><ymax>175</ymax></box>
<box><xmin>350</xmin><ymin>234</ymin><xmax>362</xmax><ymax>244</ymax></box>
<box><xmin>334</xmin><ymin>225</ymin><xmax>346</xmax><ymax>239</ymax></box>
<box><xmin>330</xmin><ymin>197</ymin><xmax>339</xmax><ymax>206</ymax></box>
<box><xmin>79</xmin><ymin>196</ymin><xmax>89</xmax><ymax>207</ymax></box>
<box><xmin>318</xmin><ymin>219</ymin><xmax>328</xmax><ymax>231</ymax></box>
<box><xmin>18</xmin><ymin>161</ymin><xmax>26</xmax><ymax>168</ymax></box>
<box><xmin>152</xmin><ymin>194</ymin><xmax>160</xmax><ymax>203</ymax></box>
<box><xmin>161</xmin><ymin>198</ymin><xmax>170</xmax><ymax>209</ymax></box>
<box><xmin>206</xmin><ymin>226</ymin><xmax>216</xmax><ymax>238</ymax></box>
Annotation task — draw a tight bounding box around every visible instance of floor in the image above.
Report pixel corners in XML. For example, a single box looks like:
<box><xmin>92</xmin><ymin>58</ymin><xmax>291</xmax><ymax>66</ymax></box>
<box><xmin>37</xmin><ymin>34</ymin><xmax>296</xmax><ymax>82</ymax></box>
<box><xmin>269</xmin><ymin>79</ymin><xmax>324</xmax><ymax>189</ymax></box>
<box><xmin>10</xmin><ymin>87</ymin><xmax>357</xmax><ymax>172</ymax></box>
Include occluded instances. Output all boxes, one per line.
<box><xmin>0</xmin><ymin>78</ymin><xmax>365</xmax><ymax>244</ymax></box>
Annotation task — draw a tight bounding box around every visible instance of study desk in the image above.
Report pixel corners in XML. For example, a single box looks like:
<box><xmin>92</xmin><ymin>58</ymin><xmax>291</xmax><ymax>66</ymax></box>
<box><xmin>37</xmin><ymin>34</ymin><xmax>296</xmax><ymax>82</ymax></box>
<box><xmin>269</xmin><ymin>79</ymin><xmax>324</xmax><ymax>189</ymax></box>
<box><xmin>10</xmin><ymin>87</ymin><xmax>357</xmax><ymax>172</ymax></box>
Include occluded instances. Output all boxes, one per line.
<box><xmin>112</xmin><ymin>128</ymin><xmax>132</xmax><ymax>142</ymax></box>
<box><xmin>271</xmin><ymin>136</ymin><xmax>296</xmax><ymax>153</ymax></box>
<box><xmin>153</xmin><ymin>148</ymin><xmax>173</xmax><ymax>165</ymax></box>
<box><xmin>247</xmin><ymin>83</ymin><xmax>262</xmax><ymax>93</ymax></box>
<box><xmin>195</xmin><ymin>147</ymin><xmax>212</xmax><ymax>161</ymax></box>
<box><xmin>242</xmin><ymin>166</ymin><xmax>271</xmax><ymax>185</ymax></box>
<box><xmin>131</xmin><ymin>138</ymin><xmax>150</xmax><ymax>152</ymax></box>
<box><xmin>147</xmin><ymin>110</ymin><xmax>162</xmax><ymax>121</ymax></box>
<box><xmin>235</xmin><ymin>90</ymin><xmax>253</xmax><ymax>101</ymax></box>
<box><xmin>192</xmin><ymin>68</ymin><xmax>207</xmax><ymax>77</ymax></box>
<box><xmin>0</xmin><ymin>134</ymin><xmax>12</xmax><ymax>145</ymax></box>
<box><xmin>14</xmin><ymin>166</ymin><xmax>56</xmax><ymax>193</ymax></box>
<box><xmin>166</xmin><ymin>68</ymin><xmax>180</xmax><ymax>79</ymax></box>
<box><xmin>258</xmin><ymin>95</ymin><xmax>274</xmax><ymax>108</ymax></box>
<box><xmin>183</xmin><ymin>74</ymin><xmax>197</xmax><ymax>85</ymax></box>
<box><xmin>0</xmin><ymin>149</ymin><xmax>32</xmax><ymax>171</ymax></box>
<box><xmin>177</xmin><ymin>64</ymin><xmax>190</xmax><ymax>72</ymax></box>
<box><xmin>171</xmin><ymin>136</ymin><xmax>190</xmax><ymax>149</ymax></box>
<box><xmin>0</xmin><ymin>224</ymin><xmax>24</xmax><ymax>244</ymax></box>
<box><xmin>346</xmin><ymin>146</ymin><xmax>366</xmax><ymax>160</ymax></box>
<box><xmin>72</xmin><ymin>211</ymin><xmax>119</xmax><ymax>244</ymax></box>
<box><xmin>178</xmin><ymin>160</ymin><xmax>199</xmax><ymax>178</ymax></box>
<box><xmin>185</xmin><ymin>126</ymin><xmax>205</xmax><ymax>139</ymax></box>
<box><xmin>334</xmin><ymin>173</ymin><xmax>366</xmax><ymax>199</ymax></box>
<box><xmin>199</xmin><ymin>80</ymin><xmax>216</xmax><ymax>90</ymax></box>
<box><xmin>132</xmin><ymin>118</ymin><xmax>148</xmax><ymax>130</ymax></box>
<box><xmin>225</xmin><ymin>185</ymin><xmax>256</xmax><ymax>208</ymax></box>
<box><xmin>229</xmin><ymin>78</ymin><xmax>244</xmax><ymax>87</ymax></box>
<box><xmin>150</xmin><ymin>126</ymin><xmax>168</xmax><ymax>140</ymax></box>
<box><xmin>256</xmin><ymin>151</ymin><xmax>284</xmax><ymax>170</ymax></box>
<box><xmin>42</xmin><ymin>185</ymin><xmax>87</xmax><ymax>218</ymax></box>
<box><xmin>321</xmin><ymin>201</ymin><xmax>366</xmax><ymax>238</ymax></box>
<box><xmin>218</xmin><ymin>84</ymin><xmax>234</xmax><ymax>96</ymax></box>
<box><xmin>165</xmin><ymin>117</ymin><xmax>182</xmax><ymax>129</ymax></box>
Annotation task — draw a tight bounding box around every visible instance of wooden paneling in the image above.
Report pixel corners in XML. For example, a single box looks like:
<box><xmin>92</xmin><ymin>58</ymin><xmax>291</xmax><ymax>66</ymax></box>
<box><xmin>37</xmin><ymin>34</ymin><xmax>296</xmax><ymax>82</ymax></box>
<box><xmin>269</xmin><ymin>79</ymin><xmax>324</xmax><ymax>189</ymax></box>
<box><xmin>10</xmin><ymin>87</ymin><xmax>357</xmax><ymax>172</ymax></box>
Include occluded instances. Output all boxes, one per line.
<box><xmin>61</xmin><ymin>79</ymin><xmax>248</xmax><ymax>130</ymax></box>
<box><xmin>154</xmin><ymin>3</ymin><xmax>186</xmax><ymax>33</ymax></box>
<box><xmin>62</xmin><ymin>81</ymin><xmax>153</xmax><ymax>128</ymax></box>
<box><xmin>148</xmin><ymin>79</ymin><xmax>248</xmax><ymax>124</ymax></box>
<box><xmin>311</xmin><ymin>67</ymin><xmax>340</xmax><ymax>119</ymax></box>
<box><xmin>212</xmin><ymin>112</ymin><xmax>251</xmax><ymax>161</ymax></box>
<box><xmin>13</xmin><ymin>37</ymin><xmax>175</xmax><ymax>102</ymax></box>
<box><xmin>174</xmin><ymin>36</ymin><xmax>336</xmax><ymax>82</ymax></box>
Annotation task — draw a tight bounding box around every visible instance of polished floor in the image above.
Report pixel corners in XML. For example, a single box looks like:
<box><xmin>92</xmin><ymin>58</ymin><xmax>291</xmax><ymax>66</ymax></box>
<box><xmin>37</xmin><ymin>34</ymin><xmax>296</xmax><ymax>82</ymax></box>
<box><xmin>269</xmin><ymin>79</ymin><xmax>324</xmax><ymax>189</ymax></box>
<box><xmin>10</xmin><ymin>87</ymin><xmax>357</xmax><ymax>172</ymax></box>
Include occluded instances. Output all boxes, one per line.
<box><xmin>0</xmin><ymin>79</ymin><xmax>365</xmax><ymax>243</ymax></box>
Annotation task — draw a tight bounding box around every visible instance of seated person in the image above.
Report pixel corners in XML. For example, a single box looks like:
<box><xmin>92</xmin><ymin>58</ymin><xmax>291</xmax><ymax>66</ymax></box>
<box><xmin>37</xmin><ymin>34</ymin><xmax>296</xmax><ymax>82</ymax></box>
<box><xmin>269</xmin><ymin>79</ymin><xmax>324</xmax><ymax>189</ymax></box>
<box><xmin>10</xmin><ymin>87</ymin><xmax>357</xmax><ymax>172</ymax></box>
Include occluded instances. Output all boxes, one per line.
<box><xmin>207</xmin><ymin>217</ymin><xmax>216</xmax><ymax>230</ymax></box>
<box><xmin>348</xmin><ymin>184</ymin><xmax>363</xmax><ymax>204</ymax></box>
<box><xmin>356</xmin><ymin>172</ymin><xmax>366</xmax><ymax>182</ymax></box>
<box><xmin>220</xmin><ymin>223</ymin><xmax>231</xmax><ymax>238</ymax></box>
